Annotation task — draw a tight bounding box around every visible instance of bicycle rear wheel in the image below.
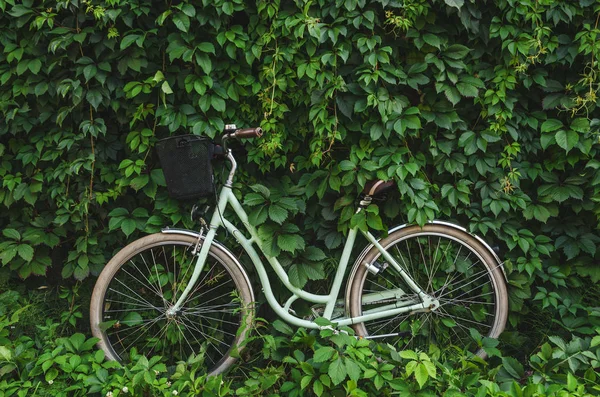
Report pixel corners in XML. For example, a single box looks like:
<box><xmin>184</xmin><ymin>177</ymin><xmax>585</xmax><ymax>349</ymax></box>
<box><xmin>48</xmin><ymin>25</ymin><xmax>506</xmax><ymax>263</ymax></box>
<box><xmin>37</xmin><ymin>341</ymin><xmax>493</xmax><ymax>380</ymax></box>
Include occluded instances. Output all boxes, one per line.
<box><xmin>347</xmin><ymin>224</ymin><xmax>507</xmax><ymax>357</ymax></box>
<box><xmin>90</xmin><ymin>233</ymin><xmax>254</xmax><ymax>375</ymax></box>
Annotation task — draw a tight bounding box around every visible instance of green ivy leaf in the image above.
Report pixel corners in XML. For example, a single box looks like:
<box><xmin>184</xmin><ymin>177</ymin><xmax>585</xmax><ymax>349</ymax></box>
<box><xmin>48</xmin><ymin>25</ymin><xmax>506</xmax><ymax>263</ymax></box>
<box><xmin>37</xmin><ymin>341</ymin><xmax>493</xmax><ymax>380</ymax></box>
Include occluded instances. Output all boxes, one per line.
<box><xmin>444</xmin><ymin>0</ymin><xmax>464</xmax><ymax>9</ymax></box>
<box><xmin>268</xmin><ymin>205</ymin><xmax>288</xmax><ymax>224</ymax></box>
<box><xmin>3</xmin><ymin>228</ymin><xmax>21</xmax><ymax>240</ymax></box>
<box><xmin>541</xmin><ymin>119</ymin><xmax>563</xmax><ymax>133</ymax></box>
<box><xmin>444</xmin><ymin>44</ymin><xmax>470</xmax><ymax>60</ymax></box>
<box><xmin>248</xmin><ymin>207</ymin><xmax>268</xmax><ymax>226</ymax></box>
<box><xmin>423</xmin><ymin>33</ymin><xmax>441</xmax><ymax>49</ymax></box>
<box><xmin>86</xmin><ymin>90</ymin><xmax>103</xmax><ymax>110</ymax></box>
<box><xmin>328</xmin><ymin>357</ymin><xmax>347</xmax><ymax>385</ymax></box>
<box><xmin>414</xmin><ymin>363</ymin><xmax>429</xmax><ymax>388</ymax></box>
<box><xmin>121</xmin><ymin>219</ymin><xmax>137</xmax><ymax>237</ymax></box>
<box><xmin>313</xmin><ymin>346</ymin><xmax>336</xmax><ymax>363</ymax></box>
<box><xmin>555</xmin><ymin>130</ymin><xmax>579</xmax><ymax>153</ymax></box>
<box><xmin>277</xmin><ymin>234</ymin><xmax>305</xmax><ymax>253</ymax></box>
<box><xmin>28</xmin><ymin>59</ymin><xmax>42</xmax><ymax>75</ymax></box>
<box><xmin>121</xmin><ymin>312</ymin><xmax>144</xmax><ymax>326</ymax></box>
<box><xmin>17</xmin><ymin>244</ymin><xmax>34</xmax><ymax>262</ymax></box>
<box><xmin>197</xmin><ymin>42</ymin><xmax>215</xmax><ymax>54</ymax></box>
<box><xmin>172</xmin><ymin>13</ymin><xmax>190</xmax><ymax>32</ymax></box>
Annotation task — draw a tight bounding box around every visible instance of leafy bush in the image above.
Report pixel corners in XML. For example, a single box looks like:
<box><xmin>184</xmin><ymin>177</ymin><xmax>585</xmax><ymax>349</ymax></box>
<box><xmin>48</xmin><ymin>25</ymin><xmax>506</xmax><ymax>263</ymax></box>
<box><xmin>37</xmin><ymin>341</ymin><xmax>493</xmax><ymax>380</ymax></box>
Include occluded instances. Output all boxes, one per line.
<box><xmin>1</xmin><ymin>0</ymin><xmax>600</xmax><ymax>370</ymax></box>
<box><xmin>2</xmin><ymin>286</ymin><xmax>599</xmax><ymax>396</ymax></box>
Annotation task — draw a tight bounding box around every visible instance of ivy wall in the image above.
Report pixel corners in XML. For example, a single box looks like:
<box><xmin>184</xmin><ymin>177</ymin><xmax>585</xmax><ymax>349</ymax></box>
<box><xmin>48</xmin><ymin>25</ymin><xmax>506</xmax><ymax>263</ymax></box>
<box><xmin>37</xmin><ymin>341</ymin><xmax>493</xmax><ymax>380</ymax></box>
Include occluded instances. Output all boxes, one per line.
<box><xmin>1</xmin><ymin>0</ymin><xmax>599</xmax><ymax>336</ymax></box>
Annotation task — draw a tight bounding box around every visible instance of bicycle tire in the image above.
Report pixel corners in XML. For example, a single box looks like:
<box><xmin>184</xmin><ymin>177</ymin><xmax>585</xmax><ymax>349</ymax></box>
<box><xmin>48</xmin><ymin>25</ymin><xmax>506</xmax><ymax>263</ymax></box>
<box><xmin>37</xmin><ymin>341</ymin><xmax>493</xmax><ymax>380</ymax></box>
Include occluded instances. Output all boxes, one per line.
<box><xmin>346</xmin><ymin>224</ymin><xmax>508</xmax><ymax>357</ymax></box>
<box><xmin>90</xmin><ymin>233</ymin><xmax>254</xmax><ymax>375</ymax></box>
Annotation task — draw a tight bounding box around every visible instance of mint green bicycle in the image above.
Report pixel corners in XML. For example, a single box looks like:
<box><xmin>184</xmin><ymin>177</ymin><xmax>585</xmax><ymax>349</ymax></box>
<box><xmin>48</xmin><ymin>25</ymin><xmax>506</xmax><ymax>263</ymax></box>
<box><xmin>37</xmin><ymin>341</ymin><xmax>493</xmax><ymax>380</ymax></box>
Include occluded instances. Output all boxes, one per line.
<box><xmin>90</xmin><ymin>125</ymin><xmax>508</xmax><ymax>375</ymax></box>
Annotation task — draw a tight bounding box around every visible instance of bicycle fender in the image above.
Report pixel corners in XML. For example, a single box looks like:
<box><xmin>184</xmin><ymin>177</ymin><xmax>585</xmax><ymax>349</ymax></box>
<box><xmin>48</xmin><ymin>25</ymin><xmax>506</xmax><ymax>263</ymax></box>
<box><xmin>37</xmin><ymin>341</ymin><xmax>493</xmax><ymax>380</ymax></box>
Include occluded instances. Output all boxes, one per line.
<box><xmin>160</xmin><ymin>227</ymin><xmax>254</xmax><ymax>301</ymax></box>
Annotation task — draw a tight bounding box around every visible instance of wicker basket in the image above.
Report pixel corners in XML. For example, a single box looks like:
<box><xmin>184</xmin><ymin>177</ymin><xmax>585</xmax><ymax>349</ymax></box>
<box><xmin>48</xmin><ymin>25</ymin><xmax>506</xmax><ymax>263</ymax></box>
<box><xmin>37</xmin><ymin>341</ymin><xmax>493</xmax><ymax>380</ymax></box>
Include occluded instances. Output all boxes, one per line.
<box><xmin>155</xmin><ymin>135</ymin><xmax>214</xmax><ymax>199</ymax></box>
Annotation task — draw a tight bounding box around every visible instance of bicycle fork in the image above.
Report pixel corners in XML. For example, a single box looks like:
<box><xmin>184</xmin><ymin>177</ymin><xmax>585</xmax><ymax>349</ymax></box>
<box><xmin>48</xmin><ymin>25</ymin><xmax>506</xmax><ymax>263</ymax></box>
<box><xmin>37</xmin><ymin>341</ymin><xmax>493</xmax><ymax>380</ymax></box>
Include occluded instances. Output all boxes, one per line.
<box><xmin>165</xmin><ymin>188</ymin><xmax>230</xmax><ymax>317</ymax></box>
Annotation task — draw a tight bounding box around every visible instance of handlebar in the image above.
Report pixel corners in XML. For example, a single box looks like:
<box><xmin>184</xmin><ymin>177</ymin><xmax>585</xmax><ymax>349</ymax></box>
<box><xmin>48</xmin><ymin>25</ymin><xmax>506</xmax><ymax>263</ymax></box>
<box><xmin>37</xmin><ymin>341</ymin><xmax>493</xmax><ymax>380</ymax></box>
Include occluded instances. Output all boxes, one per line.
<box><xmin>224</xmin><ymin>126</ymin><xmax>263</xmax><ymax>140</ymax></box>
<box><xmin>232</xmin><ymin>127</ymin><xmax>263</xmax><ymax>139</ymax></box>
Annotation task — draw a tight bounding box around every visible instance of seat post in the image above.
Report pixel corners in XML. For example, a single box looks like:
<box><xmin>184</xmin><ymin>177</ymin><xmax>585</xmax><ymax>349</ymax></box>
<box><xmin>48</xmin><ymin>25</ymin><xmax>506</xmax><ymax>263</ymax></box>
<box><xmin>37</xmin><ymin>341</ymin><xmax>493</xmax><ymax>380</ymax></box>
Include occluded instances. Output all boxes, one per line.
<box><xmin>358</xmin><ymin>195</ymin><xmax>372</xmax><ymax>209</ymax></box>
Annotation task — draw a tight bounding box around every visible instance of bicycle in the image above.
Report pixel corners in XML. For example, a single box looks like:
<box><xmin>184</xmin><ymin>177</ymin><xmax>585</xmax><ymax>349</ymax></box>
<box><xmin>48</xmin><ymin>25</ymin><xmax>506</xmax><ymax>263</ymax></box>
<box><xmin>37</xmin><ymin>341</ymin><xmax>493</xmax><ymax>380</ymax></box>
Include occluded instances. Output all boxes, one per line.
<box><xmin>90</xmin><ymin>125</ymin><xmax>508</xmax><ymax>376</ymax></box>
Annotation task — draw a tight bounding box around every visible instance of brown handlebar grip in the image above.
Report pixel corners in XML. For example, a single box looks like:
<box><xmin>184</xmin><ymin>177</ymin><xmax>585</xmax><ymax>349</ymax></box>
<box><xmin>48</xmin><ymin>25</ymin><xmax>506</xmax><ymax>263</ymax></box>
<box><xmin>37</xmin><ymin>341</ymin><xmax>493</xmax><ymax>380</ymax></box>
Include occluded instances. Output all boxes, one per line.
<box><xmin>234</xmin><ymin>127</ymin><xmax>263</xmax><ymax>139</ymax></box>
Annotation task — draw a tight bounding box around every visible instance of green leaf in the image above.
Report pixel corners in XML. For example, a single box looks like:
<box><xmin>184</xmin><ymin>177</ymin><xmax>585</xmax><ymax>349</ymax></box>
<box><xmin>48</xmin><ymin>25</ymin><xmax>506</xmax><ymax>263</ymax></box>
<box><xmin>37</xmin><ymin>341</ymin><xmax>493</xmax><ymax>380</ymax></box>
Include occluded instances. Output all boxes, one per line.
<box><xmin>303</xmin><ymin>247</ymin><xmax>327</xmax><ymax>261</ymax></box>
<box><xmin>120</xmin><ymin>34</ymin><xmax>140</xmax><ymax>50</ymax></box>
<box><xmin>211</xmin><ymin>96</ymin><xmax>226</xmax><ymax>112</ymax></box>
<box><xmin>456</xmin><ymin>82</ymin><xmax>478</xmax><ymax>97</ymax></box>
<box><xmin>17</xmin><ymin>244</ymin><xmax>34</xmax><ymax>261</ymax></box>
<box><xmin>244</xmin><ymin>193</ymin><xmax>265</xmax><ymax>206</ymax></box>
<box><xmin>414</xmin><ymin>363</ymin><xmax>429</xmax><ymax>388</ymax></box>
<box><xmin>399</xmin><ymin>350</ymin><xmax>419</xmax><ymax>360</ymax></box>
<box><xmin>161</xmin><ymin>81</ymin><xmax>173</xmax><ymax>94</ymax></box>
<box><xmin>122</xmin><ymin>312</ymin><xmax>144</xmax><ymax>326</ymax></box>
<box><xmin>0</xmin><ymin>346</ymin><xmax>13</xmax><ymax>361</ymax></box>
<box><xmin>541</xmin><ymin>119</ymin><xmax>563</xmax><ymax>133</ymax></box>
<box><xmin>121</xmin><ymin>219</ymin><xmax>136</xmax><ymax>237</ymax></box>
<box><xmin>197</xmin><ymin>42</ymin><xmax>215</xmax><ymax>54</ymax></box>
<box><xmin>313</xmin><ymin>380</ymin><xmax>324</xmax><ymax>397</ymax></box>
<box><xmin>313</xmin><ymin>346</ymin><xmax>336</xmax><ymax>362</ymax></box>
<box><xmin>444</xmin><ymin>87</ymin><xmax>461</xmax><ymax>105</ymax></box>
<box><xmin>28</xmin><ymin>59</ymin><xmax>42</xmax><ymax>75</ymax></box>
<box><xmin>109</xmin><ymin>207</ymin><xmax>129</xmax><ymax>217</ymax></box>
<box><xmin>250</xmin><ymin>184</ymin><xmax>271</xmax><ymax>198</ymax></box>
<box><xmin>444</xmin><ymin>44</ymin><xmax>470</xmax><ymax>60</ymax></box>
<box><xmin>180</xmin><ymin>4</ymin><xmax>196</xmax><ymax>17</ymax></box>
<box><xmin>423</xmin><ymin>33</ymin><xmax>441</xmax><ymax>49</ymax></box>
<box><xmin>86</xmin><ymin>90</ymin><xmax>103</xmax><ymax>110</ymax></box>
<box><xmin>288</xmin><ymin>263</ymin><xmax>307</xmax><ymax>288</ymax></box>
<box><xmin>502</xmin><ymin>357</ymin><xmax>525</xmax><ymax>379</ymax></box>
<box><xmin>555</xmin><ymin>130</ymin><xmax>579</xmax><ymax>153</ymax></box>
<box><xmin>222</xmin><ymin>2</ymin><xmax>234</xmax><ymax>15</ymax></box>
<box><xmin>3</xmin><ymin>228</ymin><xmax>21</xmax><ymax>240</ymax></box>
<box><xmin>268</xmin><ymin>205</ymin><xmax>288</xmax><ymax>224</ymax></box>
<box><xmin>444</xmin><ymin>0</ymin><xmax>464</xmax><ymax>9</ymax></box>
<box><xmin>344</xmin><ymin>358</ymin><xmax>361</xmax><ymax>381</ymax></box>
<box><xmin>277</xmin><ymin>234</ymin><xmax>305</xmax><ymax>253</ymax></box>
<box><xmin>272</xmin><ymin>319</ymin><xmax>294</xmax><ymax>335</ymax></box>
<box><xmin>248</xmin><ymin>207</ymin><xmax>268</xmax><ymax>226</ymax></box>
<box><xmin>328</xmin><ymin>357</ymin><xmax>347</xmax><ymax>385</ymax></box>
<box><xmin>173</xmin><ymin>13</ymin><xmax>190</xmax><ymax>32</ymax></box>
<box><xmin>9</xmin><ymin>4</ymin><xmax>34</xmax><ymax>17</ymax></box>
<box><xmin>570</xmin><ymin>118</ymin><xmax>589</xmax><ymax>132</ymax></box>
<box><xmin>0</xmin><ymin>245</ymin><xmax>18</xmax><ymax>265</ymax></box>
<box><xmin>83</xmin><ymin>64</ymin><xmax>97</xmax><ymax>82</ymax></box>
<box><xmin>196</xmin><ymin>53</ymin><xmax>212</xmax><ymax>74</ymax></box>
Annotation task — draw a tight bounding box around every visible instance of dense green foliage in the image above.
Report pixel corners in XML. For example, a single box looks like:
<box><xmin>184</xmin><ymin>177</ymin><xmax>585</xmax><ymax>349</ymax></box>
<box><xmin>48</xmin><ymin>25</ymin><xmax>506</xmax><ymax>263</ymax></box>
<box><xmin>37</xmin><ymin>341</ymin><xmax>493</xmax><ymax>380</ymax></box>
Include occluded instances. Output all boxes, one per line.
<box><xmin>1</xmin><ymin>281</ymin><xmax>600</xmax><ymax>396</ymax></box>
<box><xmin>1</xmin><ymin>0</ymin><xmax>600</xmax><ymax>393</ymax></box>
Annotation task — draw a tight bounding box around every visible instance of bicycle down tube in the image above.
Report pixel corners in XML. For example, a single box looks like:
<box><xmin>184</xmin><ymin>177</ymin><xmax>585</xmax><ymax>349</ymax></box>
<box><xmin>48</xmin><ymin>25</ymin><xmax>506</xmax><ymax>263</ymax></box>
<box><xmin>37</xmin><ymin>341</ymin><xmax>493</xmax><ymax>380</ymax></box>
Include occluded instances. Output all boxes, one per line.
<box><xmin>168</xmin><ymin>178</ymin><xmax>435</xmax><ymax>329</ymax></box>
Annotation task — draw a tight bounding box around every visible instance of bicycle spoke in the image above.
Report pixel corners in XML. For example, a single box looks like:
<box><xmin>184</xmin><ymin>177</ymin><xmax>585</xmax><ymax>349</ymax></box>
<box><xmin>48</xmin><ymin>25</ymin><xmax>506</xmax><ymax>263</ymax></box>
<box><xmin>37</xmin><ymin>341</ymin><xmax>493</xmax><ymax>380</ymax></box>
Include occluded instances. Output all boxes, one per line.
<box><xmin>148</xmin><ymin>250</ymin><xmax>166</xmax><ymax>301</ymax></box>
<box><xmin>120</xmin><ymin>267</ymin><xmax>164</xmax><ymax>301</ymax></box>
<box><xmin>108</xmin><ymin>286</ymin><xmax>161</xmax><ymax>311</ymax></box>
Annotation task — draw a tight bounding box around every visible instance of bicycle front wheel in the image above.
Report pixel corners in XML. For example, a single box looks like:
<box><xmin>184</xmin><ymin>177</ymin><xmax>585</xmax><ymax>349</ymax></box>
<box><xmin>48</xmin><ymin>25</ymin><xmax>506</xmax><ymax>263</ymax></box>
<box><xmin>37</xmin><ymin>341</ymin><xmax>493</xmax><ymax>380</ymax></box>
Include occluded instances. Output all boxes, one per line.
<box><xmin>90</xmin><ymin>233</ymin><xmax>254</xmax><ymax>375</ymax></box>
<box><xmin>347</xmin><ymin>224</ymin><xmax>508</xmax><ymax>357</ymax></box>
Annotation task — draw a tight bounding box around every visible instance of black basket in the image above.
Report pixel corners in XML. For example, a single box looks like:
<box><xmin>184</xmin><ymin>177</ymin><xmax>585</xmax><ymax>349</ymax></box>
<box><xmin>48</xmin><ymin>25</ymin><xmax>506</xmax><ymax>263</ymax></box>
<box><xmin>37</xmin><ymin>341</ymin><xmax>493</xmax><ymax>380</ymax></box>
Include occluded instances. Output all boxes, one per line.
<box><xmin>155</xmin><ymin>135</ymin><xmax>214</xmax><ymax>199</ymax></box>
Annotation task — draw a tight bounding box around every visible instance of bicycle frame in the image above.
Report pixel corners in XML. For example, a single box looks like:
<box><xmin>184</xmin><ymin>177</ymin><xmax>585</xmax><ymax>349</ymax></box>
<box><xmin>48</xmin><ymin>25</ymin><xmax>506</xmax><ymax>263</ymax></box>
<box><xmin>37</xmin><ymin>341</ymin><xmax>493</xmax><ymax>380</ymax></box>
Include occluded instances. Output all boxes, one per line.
<box><xmin>167</xmin><ymin>154</ymin><xmax>436</xmax><ymax>330</ymax></box>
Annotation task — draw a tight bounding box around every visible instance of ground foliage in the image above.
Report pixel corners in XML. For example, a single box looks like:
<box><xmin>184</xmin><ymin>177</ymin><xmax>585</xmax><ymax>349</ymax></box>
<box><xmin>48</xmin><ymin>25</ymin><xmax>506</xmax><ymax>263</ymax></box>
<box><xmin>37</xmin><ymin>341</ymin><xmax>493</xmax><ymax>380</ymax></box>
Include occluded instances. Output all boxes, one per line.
<box><xmin>1</xmin><ymin>0</ymin><xmax>600</xmax><ymax>373</ymax></box>
<box><xmin>1</xmin><ymin>283</ymin><xmax>600</xmax><ymax>396</ymax></box>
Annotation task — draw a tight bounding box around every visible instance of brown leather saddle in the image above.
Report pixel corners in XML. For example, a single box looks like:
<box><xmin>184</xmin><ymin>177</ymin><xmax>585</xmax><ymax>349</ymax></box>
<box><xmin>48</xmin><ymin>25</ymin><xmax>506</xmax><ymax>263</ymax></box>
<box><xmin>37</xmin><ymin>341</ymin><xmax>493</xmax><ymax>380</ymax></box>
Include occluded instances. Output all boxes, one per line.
<box><xmin>362</xmin><ymin>179</ymin><xmax>395</xmax><ymax>197</ymax></box>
